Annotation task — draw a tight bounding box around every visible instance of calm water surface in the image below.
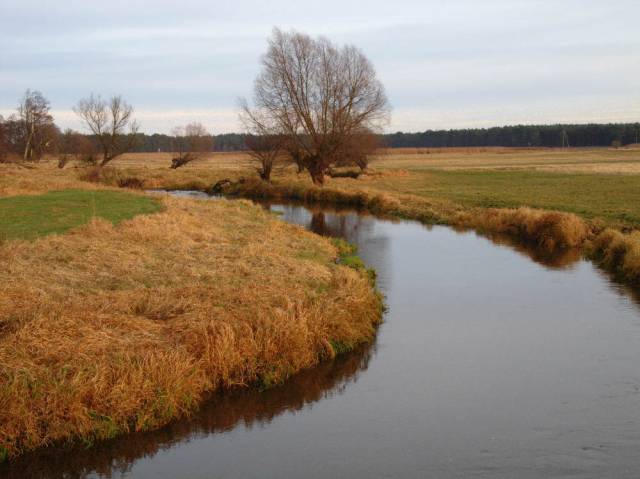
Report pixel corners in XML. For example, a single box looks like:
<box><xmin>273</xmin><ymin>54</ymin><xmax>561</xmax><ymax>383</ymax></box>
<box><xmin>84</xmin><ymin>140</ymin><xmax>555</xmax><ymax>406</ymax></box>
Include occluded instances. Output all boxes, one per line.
<box><xmin>4</xmin><ymin>196</ymin><xmax>640</xmax><ymax>478</ymax></box>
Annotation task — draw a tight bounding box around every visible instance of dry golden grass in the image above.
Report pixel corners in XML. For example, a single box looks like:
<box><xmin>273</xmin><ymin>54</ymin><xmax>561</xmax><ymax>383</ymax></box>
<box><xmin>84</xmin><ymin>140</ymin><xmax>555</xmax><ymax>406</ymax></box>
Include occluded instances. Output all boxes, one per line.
<box><xmin>0</xmin><ymin>163</ymin><xmax>105</xmax><ymax>197</ymax></box>
<box><xmin>372</xmin><ymin>146</ymin><xmax>640</xmax><ymax>173</ymax></box>
<box><xmin>0</xmin><ymin>173</ymin><xmax>381</xmax><ymax>459</ymax></box>
<box><xmin>455</xmin><ymin>207</ymin><xmax>589</xmax><ymax>250</ymax></box>
<box><xmin>587</xmin><ymin>229</ymin><xmax>640</xmax><ymax>284</ymax></box>
<box><xmin>220</xmin><ymin>178</ymin><xmax>590</xmax><ymax>250</ymax></box>
<box><xmin>219</xmin><ymin>174</ymin><xmax>640</xmax><ymax>302</ymax></box>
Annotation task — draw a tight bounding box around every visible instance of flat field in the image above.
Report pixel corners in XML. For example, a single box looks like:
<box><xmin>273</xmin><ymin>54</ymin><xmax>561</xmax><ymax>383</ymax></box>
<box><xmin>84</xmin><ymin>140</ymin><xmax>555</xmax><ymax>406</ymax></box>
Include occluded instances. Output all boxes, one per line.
<box><xmin>94</xmin><ymin>146</ymin><xmax>640</xmax><ymax>228</ymax></box>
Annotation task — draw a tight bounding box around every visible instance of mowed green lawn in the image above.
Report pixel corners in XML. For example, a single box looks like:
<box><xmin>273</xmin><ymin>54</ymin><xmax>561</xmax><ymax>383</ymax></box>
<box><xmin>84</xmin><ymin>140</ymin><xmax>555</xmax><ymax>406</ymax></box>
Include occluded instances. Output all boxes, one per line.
<box><xmin>0</xmin><ymin>189</ymin><xmax>162</xmax><ymax>240</ymax></box>
<box><xmin>368</xmin><ymin>170</ymin><xmax>640</xmax><ymax>226</ymax></box>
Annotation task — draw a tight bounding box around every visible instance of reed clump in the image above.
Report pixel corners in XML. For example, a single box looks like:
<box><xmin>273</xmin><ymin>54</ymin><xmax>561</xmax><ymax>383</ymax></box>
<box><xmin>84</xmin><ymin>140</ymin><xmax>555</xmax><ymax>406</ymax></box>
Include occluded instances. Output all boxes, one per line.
<box><xmin>0</xmin><ymin>195</ymin><xmax>382</xmax><ymax>459</ymax></box>
<box><xmin>454</xmin><ymin>207</ymin><xmax>590</xmax><ymax>250</ymax></box>
<box><xmin>587</xmin><ymin>229</ymin><xmax>640</xmax><ymax>284</ymax></box>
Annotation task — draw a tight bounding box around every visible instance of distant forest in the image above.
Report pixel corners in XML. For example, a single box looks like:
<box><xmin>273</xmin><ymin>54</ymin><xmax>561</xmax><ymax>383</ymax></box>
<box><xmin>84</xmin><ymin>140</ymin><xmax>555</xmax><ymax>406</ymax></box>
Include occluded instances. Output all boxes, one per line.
<box><xmin>133</xmin><ymin>123</ymin><xmax>640</xmax><ymax>152</ymax></box>
<box><xmin>383</xmin><ymin>123</ymin><xmax>640</xmax><ymax>149</ymax></box>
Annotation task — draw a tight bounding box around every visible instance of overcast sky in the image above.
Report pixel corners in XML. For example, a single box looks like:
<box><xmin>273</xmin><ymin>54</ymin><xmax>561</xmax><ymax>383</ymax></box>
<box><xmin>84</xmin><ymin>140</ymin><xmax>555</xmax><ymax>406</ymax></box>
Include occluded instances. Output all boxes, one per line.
<box><xmin>1</xmin><ymin>0</ymin><xmax>638</xmax><ymax>134</ymax></box>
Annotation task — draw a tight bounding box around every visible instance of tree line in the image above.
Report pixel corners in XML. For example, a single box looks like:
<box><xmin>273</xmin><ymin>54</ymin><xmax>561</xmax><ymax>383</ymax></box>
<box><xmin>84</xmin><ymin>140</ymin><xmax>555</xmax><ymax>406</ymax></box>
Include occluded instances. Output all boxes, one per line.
<box><xmin>1</xmin><ymin>28</ymin><xmax>638</xmax><ymax>183</ymax></box>
<box><xmin>2</xmin><ymin>93</ymin><xmax>638</xmax><ymax>166</ymax></box>
<box><xmin>0</xmin><ymin>91</ymin><xmax>213</xmax><ymax>168</ymax></box>
<box><xmin>123</xmin><ymin>123</ymin><xmax>640</xmax><ymax>153</ymax></box>
<box><xmin>384</xmin><ymin>123</ymin><xmax>640</xmax><ymax>149</ymax></box>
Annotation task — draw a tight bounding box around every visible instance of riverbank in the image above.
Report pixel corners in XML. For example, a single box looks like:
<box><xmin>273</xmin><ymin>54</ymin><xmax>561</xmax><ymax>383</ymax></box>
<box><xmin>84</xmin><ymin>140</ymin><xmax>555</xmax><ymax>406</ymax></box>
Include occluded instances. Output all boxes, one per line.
<box><xmin>0</xmin><ymin>169</ymin><xmax>382</xmax><ymax>460</ymax></box>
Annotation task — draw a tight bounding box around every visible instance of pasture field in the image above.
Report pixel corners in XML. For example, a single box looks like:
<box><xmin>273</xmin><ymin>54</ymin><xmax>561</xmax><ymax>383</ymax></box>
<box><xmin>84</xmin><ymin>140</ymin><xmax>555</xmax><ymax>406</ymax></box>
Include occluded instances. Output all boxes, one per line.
<box><xmin>77</xmin><ymin>146</ymin><xmax>640</xmax><ymax>228</ymax></box>
<box><xmin>360</xmin><ymin>147</ymin><xmax>640</xmax><ymax>225</ymax></box>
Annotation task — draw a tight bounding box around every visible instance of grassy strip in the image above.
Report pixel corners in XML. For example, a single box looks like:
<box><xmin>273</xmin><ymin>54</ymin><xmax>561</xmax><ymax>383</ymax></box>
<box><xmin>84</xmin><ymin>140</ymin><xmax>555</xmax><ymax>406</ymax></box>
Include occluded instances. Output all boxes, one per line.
<box><xmin>0</xmin><ymin>196</ymin><xmax>383</xmax><ymax>460</ymax></box>
<box><xmin>365</xmin><ymin>169</ymin><xmax>640</xmax><ymax>227</ymax></box>
<box><xmin>0</xmin><ymin>189</ymin><xmax>162</xmax><ymax>240</ymax></box>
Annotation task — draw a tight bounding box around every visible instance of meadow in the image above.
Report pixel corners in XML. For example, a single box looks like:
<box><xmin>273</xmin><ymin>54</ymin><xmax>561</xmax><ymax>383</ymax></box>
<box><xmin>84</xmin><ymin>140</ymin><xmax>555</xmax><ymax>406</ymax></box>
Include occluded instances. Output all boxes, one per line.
<box><xmin>62</xmin><ymin>146</ymin><xmax>640</xmax><ymax>228</ymax></box>
<box><xmin>82</xmin><ymin>145</ymin><xmax>640</xmax><ymax>284</ymax></box>
<box><xmin>2</xmin><ymin>145</ymin><xmax>640</xmax><ymax>459</ymax></box>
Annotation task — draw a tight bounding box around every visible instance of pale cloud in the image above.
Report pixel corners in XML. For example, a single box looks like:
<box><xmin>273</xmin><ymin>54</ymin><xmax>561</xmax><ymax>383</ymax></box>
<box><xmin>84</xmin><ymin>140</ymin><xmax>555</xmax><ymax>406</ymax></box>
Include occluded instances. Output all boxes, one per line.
<box><xmin>1</xmin><ymin>0</ymin><xmax>638</xmax><ymax>133</ymax></box>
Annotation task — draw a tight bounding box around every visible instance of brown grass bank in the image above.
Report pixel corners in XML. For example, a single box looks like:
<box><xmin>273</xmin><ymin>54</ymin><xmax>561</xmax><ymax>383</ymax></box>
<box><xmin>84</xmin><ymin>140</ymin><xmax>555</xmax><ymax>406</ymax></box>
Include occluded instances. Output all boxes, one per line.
<box><xmin>0</xmin><ymin>195</ymin><xmax>382</xmax><ymax>460</ymax></box>
<box><xmin>586</xmin><ymin>229</ymin><xmax>640</xmax><ymax>285</ymax></box>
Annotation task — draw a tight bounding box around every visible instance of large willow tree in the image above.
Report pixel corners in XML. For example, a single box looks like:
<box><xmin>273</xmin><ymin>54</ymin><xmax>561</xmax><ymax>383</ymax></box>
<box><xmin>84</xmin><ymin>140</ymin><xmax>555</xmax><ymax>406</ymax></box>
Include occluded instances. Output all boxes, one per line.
<box><xmin>241</xmin><ymin>28</ymin><xmax>390</xmax><ymax>185</ymax></box>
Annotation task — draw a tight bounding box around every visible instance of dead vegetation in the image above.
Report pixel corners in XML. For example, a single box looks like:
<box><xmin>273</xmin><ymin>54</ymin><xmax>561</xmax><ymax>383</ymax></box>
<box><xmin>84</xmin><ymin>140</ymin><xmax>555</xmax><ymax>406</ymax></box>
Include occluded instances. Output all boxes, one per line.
<box><xmin>456</xmin><ymin>207</ymin><xmax>589</xmax><ymax>250</ymax></box>
<box><xmin>587</xmin><ymin>229</ymin><xmax>640</xmax><ymax>284</ymax></box>
<box><xmin>0</xmin><ymin>191</ymin><xmax>382</xmax><ymax>460</ymax></box>
<box><xmin>5</xmin><ymin>153</ymin><xmax>636</xmax><ymax>279</ymax></box>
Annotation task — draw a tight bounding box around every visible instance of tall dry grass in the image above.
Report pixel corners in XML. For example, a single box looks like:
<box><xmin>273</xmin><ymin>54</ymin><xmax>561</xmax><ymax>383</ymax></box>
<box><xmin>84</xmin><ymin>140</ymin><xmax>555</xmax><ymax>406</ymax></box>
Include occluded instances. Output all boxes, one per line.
<box><xmin>9</xmin><ymin>158</ymin><xmax>610</xmax><ymax>280</ymax></box>
<box><xmin>455</xmin><ymin>207</ymin><xmax>589</xmax><ymax>250</ymax></box>
<box><xmin>0</xmin><ymin>195</ymin><xmax>382</xmax><ymax>459</ymax></box>
<box><xmin>587</xmin><ymin>229</ymin><xmax>640</xmax><ymax>284</ymax></box>
<box><xmin>1</xmin><ymin>345</ymin><xmax>373</xmax><ymax>477</ymax></box>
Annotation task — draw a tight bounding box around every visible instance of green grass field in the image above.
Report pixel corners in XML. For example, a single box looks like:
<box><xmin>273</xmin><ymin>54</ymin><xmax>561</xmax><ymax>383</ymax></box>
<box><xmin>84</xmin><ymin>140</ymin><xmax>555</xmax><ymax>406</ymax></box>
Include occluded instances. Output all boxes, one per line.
<box><xmin>362</xmin><ymin>169</ymin><xmax>640</xmax><ymax>226</ymax></box>
<box><xmin>0</xmin><ymin>189</ymin><xmax>162</xmax><ymax>240</ymax></box>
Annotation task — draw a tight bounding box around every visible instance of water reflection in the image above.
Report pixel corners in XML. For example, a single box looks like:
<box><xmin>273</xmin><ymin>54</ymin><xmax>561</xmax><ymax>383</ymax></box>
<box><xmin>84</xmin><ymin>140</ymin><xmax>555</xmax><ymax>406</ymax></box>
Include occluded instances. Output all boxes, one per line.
<box><xmin>0</xmin><ymin>345</ymin><xmax>375</xmax><ymax>478</ymax></box>
<box><xmin>476</xmin><ymin>232</ymin><xmax>583</xmax><ymax>269</ymax></box>
<box><xmin>264</xmin><ymin>200</ymin><xmax>583</xmax><ymax>270</ymax></box>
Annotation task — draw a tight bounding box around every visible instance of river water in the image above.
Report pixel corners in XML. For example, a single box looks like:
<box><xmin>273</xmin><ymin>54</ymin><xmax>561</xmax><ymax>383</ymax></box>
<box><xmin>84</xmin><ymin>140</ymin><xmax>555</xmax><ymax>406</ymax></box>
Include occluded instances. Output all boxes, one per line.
<box><xmin>4</xmin><ymin>196</ymin><xmax>640</xmax><ymax>478</ymax></box>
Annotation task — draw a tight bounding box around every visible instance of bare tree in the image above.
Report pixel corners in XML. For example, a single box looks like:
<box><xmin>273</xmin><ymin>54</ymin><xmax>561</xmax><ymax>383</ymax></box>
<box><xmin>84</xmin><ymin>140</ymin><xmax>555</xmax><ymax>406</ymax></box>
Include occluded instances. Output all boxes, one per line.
<box><xmin>244</xmin><ymin>134</ymin><xmax>285</xmax><ymax>180</ymax></box>
<box><xmin>240</xmin><ymin>28</ymin><xmax>390</xmax><ymax>185</ymax></box>
<box><xmin>283</xmin><ymin>139</ymin><xmax>306</xmax><ymax>173</ymax></box>
<box><xmin>0</xmin><ymin>115</ymin><xmax>21</xmax><ymax>161</ymax></box>
<box><xmin>331</xmin><ymin>128</ymin><xmax>381</xmax><ymax>171</ymax></box>
<box><xmin>240</xmin><ymin>101</ymin><xmax>286</xmax><ymax>180</ymax></box>
<box><xmin>73</xmin><ymin>94</ymin><xmax>139</xmax><ymax>167</ymax></box>
<box><xmin>170</xmin><ymin>122</ymin><xmax>213</xmax><ymax>169</ymax></box>
<box><xmin>18</xmin><ymin>89</ymin><xmax>56</xmax><ymax>161</ymax></box>
<box><xmin>57</xmin><ymin>129</ymin><xmax>97</xmax><ymax>168</ymax></box>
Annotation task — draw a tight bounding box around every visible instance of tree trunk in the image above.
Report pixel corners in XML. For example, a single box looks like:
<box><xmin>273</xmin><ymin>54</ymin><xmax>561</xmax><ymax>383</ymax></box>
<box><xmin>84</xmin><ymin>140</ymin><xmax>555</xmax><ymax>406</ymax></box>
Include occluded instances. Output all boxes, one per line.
<box><xmin>305</xmin><ymin>156</ymin><xmax>326</xmax><ymax>185</ymax></box>
<box><xmin>23</xmin><ymin>124</ymin><xmax>34</xmax><ymax>161</ymax></box>
<box><xmin>309</xmin><ymin>167</ymin><xmax>325</xmax><ymax>185</ymax></box>
<box><xmin>260</xmin><ymin>164</ymin><xmax>272</xmax><ymax>181</ymax></box>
